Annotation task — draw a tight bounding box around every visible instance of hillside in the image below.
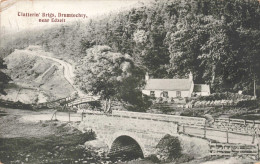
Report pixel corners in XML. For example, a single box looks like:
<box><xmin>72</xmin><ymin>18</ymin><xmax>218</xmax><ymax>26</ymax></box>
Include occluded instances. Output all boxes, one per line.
<box><xmin>0</xmin><ymin>0</ymin><xmax>259</xmax><ymax>101</ymax></box>
<box><xmin>1</xmin><ymin>46</ymin><xmax>75</xmax><ymax>103</ymax></box>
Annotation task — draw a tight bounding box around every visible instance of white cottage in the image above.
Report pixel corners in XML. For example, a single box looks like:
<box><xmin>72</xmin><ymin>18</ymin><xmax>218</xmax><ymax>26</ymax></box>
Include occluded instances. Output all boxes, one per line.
<box><xmin>142</xmin><ymin>72</ymin><xmax>210</xmax><ymax>98</ymax></box>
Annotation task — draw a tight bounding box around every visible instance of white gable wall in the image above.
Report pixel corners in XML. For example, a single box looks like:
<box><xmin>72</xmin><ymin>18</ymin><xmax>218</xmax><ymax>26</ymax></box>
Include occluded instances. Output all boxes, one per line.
<box><xmin>142</xmin><ymin>90</ymin><xmax>190</xmax><ymax>98</ymax></box>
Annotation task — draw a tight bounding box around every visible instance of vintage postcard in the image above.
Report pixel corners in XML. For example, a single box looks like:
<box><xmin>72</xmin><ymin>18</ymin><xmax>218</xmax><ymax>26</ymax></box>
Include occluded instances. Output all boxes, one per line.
<box><xmin>0</xmin><ymin>0</ymin><xmax>260</xmax><ymax>163</ymax></box>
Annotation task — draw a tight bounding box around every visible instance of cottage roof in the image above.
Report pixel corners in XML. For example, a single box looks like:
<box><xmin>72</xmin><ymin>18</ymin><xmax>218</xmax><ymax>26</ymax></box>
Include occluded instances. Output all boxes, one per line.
<box><xmin>193</xmin><ymin>84</ymin><xmax>210</xmax><ymax>93</ymax></box>
<box><xmin>144</xmin><ymin>79</ymin><xmax>192</xmax><ymax>91</ymax></box>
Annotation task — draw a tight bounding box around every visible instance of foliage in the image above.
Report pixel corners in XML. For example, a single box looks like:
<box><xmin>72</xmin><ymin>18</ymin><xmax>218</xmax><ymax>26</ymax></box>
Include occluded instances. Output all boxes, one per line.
<box><xmin>145</xmin><ymin>154</ymin><xmax>160</xmax><ymax>163</ymax></box>
<box><xmin>1</xmin><ymin>0</ymin><xmax>260</xmax><ymax>97</ymax></box>
<box><xmin>75</xmin><ymin>45</ymin><xmax>133</xmax><ymax>99</ymax></box>
<box><xmin>0</xmin><ymin>58</ymin><xmax>11</xmax><ymax>95</ymax></box>
<box><xmin>156</xmin><ymin>134</ymin><xmax>182</xmax><ymax>162</ymax></box>
<box><xmin>0</xmin><ymin>99</ymin><xmax>33</xmax><ymax>110</ymax></box>
<box><xmin>125</xmin><ymin>94</ymin><xmax>153</xmax><ymax>112</ymax></box>
<box><xmin>75</xmin><ymin>45</ymin><xmax>149</xmax><ymax>110</ymax></box>
<box><xmin>236</xmin><ymin>100</ymin><xmax>258</xmax><ymax>108</ymax></box>
<box><xmin>0</xmin><ymin>123</ymin><xmax>97</xmax><ymax>164</ymax></box>
<box><xmin>197</xmin><ymin>92</ymin><xmax>254</xmax><ymax>101</ymax></box>
<box><xmin>175</xmin><ymin>153</ymin><xmax>194</xmax><ymax>163</ymax></box>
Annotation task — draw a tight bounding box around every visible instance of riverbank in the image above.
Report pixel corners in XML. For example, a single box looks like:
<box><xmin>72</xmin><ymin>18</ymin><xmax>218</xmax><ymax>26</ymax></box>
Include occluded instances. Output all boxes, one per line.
<box><xmin>0</xmin><ymin>117</ymin><xmax>97</xmax><ymax>163</ymax></box>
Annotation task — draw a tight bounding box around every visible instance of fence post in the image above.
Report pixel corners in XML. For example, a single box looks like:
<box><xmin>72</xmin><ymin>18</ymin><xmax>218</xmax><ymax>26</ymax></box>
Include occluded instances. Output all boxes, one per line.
<box><xmin>257</xmin><ymin>144</ymin><xmax>259</xmax><ymax>161</ymax></box>
<box><xmin>226</xmin><ymin>130</ymin><xmax>229</xmax><ymax>143</ymax></box>
<box><xmin>183</xmin><ymin>125</ymin><xmax>185</xmax><ymax>134</ymax></box>
<box><xmin>69</xmin><ymin>111</ymin><xmax>70</xmax><ymax>122</ymax></box>
<box><xmin>81</xmin><ymin>112</ymin><xmax>84</xmax><ymax>121</ymax></box>
<box><xmin>252</xmin><ymin>132</ymin><xmax>255</xmax><ymax>144</ymax></box>
<box><xmin>204</xmin><ymin>124</ymin><xmax>207</xmax><ymax>138</ymax></box>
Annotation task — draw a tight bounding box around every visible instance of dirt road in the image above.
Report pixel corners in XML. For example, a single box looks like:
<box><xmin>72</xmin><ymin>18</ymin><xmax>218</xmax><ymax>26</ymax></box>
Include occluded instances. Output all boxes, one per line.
<box><xmin>28</xmin><ymin>50</ymin><xmax>86</xmax><ymax>97</ymax></box>
<box><xmin>37</xmin><ymin>55</ymin><xmax>75</xmax><ymax>85</ymax></box>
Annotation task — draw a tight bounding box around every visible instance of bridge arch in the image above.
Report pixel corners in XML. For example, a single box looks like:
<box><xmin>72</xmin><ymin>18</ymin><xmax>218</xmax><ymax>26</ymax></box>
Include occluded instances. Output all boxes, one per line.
<box><xmin>108</xmin><ymin>133</ymin><xmax>145</xmax><ymax>160</ymax></box>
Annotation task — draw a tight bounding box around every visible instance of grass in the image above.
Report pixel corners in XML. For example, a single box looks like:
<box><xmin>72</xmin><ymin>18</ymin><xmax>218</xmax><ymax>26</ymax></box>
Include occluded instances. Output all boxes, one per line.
<box><xmin>0</xmin><ymin>122</ymin><xmax>97</xmax><ymax>164</ymax></box>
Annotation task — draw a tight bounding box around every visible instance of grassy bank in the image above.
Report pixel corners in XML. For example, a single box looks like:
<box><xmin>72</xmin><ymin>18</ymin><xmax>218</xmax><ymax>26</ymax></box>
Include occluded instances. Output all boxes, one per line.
<box><xmin>0</xmin><ymin>121</ymin><xmax>97</xmax><ymax>164</ymax></box>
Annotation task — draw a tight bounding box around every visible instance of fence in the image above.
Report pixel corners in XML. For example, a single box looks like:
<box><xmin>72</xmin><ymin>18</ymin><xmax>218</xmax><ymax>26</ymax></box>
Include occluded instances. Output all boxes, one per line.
<box><xmin>214</xmin><ymin>118</ymin><xmax>260</xmax><ymax>126</ymax></box>
<box><xmin>180</xmin><ymin>124</ymin><xmax>260</xmax><ymax>145</ymax></box>
<box><xmin>35</xmin><ymin>95</ymin><xmax>99</xmax><ymax>109</ymax></box>
<box><xmin>50</xmin><ymin>110</ymin><xmax>86</xmax><ymax>122</ymax></box>
<box><xmin>213</xmin><ymin>118</ymin><xmax>260</xmax><ymax>134</ymax></box>
<box><xmin>209</xmin><ymin>141</ymin><xmax>259</xmax><ymax>160</ymax></box>
<box><xmin>36</xmin><ymin>96</ymin><xmax>74</xmax><ymax>108</ymax></box>
<box><xmin>66</xmin><ymin>97</ymin><xmax>97</xmax><ymax>107</ymax></box>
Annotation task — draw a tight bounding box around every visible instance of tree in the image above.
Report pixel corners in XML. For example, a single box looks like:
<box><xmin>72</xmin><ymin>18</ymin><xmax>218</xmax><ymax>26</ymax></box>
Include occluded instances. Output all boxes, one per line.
<box><xmin>166</xmin><ymin>13</ymin><xmax>208</xmax><ymax>81</ymax></box>
<box><xmin>1</xmin><ymin>0</ymin><xmax>260</xmax><ymax>95</ymax></box>
<box><xmin>0</xmin><ymin>58</ymin><xmax>11</xmax><ymax>95</ymax></box>
<box><xmin>75</xmin><ymin>45</ymin><xmax>146</xmax><ymax>111</ymax></box>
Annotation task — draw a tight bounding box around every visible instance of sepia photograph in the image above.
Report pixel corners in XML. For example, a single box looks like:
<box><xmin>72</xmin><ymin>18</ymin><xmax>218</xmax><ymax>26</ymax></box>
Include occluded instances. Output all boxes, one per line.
<box><xmin>0</xmin><ymin>0</ymin><xmax>260</xmax><ymax>163</ymax></box>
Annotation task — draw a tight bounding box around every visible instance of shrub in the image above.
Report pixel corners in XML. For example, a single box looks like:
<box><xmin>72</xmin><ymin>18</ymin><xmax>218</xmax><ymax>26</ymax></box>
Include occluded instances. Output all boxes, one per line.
<box><xmin>145</xmin><ymin>154</ymin><xmax>160</xmax><ymax>163</ymax></box>
<box><xmin>125</xmin><ymin>94</ymin><xmax>153</xmax><ymax>112</ymax></box>
<box><xmin>0</xmin><ymin>99</ymin><xmax>33</xmax><ymax>110</ymax></box>
<box><xmin>236</xmin><ymin>100</ymin><xmax>258</xmax><ymax>108</ymax></box>
<box><xmin>176</xmin><ymin>153</ymin><xmax>194</xmax><ymax>163</ymax></box>
<box><xmin>156</xmin><ymin>134</ymin><xmax>182</xmax><ymax>162</ymax></box>
<box><xmin>197</xmin><ymin>92</ymin><xmax>254</xmax><ymax>101</ymax></box>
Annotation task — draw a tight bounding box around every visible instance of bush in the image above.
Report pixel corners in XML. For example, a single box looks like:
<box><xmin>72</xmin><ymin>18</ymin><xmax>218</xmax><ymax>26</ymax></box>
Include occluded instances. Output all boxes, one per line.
<box><xmin>176</xmin><ymin>153</ymin><xmax>194</xmax><ymax>163</ymax></box>
<box><xmin>156</xmin><ymin>134</ymin><xmax>182</xmax><ymax>162</ymax></box>
<box><xmin>236</xmin><ymin>100</ymin><xmax>258</xmax><ymax>108</ymax></box>
<box><xmin>0</xmin><ymin>99</ymin><xmax>33</xmax><ymax>110</ymax></box>
<box><xmin>197</xmin><ymin>92</ymin><xmax>254</xmax><ymax>101</ymax></box>
<box><xmin>126</xmin><ymin>94</ymin><xmax>153</xmax><ymax>112</ymax></box>
<box><xmin>145</xmin><ymin>154</ymin><xmax>160</xmax><ymax>163</ymax></box>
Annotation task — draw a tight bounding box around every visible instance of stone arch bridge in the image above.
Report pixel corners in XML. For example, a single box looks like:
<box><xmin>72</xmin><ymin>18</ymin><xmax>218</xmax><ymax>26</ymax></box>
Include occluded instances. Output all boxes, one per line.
<box><xmin>80</xmin><ymin>111</ymin><xmax>206</xmax><ymax>158</ymax></box>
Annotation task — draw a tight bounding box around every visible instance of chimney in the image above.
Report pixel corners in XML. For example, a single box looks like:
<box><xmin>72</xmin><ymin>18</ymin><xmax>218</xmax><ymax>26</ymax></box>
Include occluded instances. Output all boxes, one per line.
<box><xmin>145</xmin><ymin>72</ymin><xmax>149</xmax><ymax>81</ymax></box>
<box><xmin>189</xmin><ymin>71</ymin><xmax>193</xmax><ymax>81</ymax></box>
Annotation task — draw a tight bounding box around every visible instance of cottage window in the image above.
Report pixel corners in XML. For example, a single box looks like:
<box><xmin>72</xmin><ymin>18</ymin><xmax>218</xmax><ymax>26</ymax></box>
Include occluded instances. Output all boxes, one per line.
<box><xmin>150</xmin><ymin>91</ymin><xmax>155</xmax><ymax>97</ymax></box>
<box><xmin>176</xmin><ymin>91</ymin><xmax>181</xmax><ymax>97</ymax></box>
<box><xmin>162</xmin><ymin>91</ymin><xmax>168</xmax><ymax>98</ymax></box>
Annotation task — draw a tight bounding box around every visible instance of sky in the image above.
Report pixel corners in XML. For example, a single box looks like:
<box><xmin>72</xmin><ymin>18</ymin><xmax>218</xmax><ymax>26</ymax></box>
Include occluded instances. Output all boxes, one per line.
<box><xmin>0</xmin><ymin>0</ymin><xmax>141</xmax><ymax>34</ymax></box>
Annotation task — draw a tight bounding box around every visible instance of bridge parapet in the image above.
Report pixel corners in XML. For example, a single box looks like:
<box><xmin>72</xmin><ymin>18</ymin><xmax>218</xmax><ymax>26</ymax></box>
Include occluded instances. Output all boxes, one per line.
<box><xmin>112</xmin><ymin>110</ymin><xmax>206</xmax><ymax>126</ymax></box>
<box><xmin>82</xmin><ymin>113</ymin><xmax>178</xmax><ymax>135</ymax></box>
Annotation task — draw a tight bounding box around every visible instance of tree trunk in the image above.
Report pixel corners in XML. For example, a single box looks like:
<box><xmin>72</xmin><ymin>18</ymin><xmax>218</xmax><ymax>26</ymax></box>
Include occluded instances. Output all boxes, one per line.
<box><xmin>107</xmin><ymin>99</ymin><xmax>111</xmax><ymax>113</ymax></box>
<box><xmin>211</xmin><ymin>65</ymin><xmax>216</xmax><ymax>85</ymax></box>
<box><xmin>104</xmin><ymin>99</ymin><xmax>111</xmax><ymax>113</ymax></box>
<box><xmin>104</xmin><ymin>99</ymin><xmax>107</xmax><ymax>112</ymax></box>
<box><xmin>254</xmin><ymin>75</ymin><xmax>257</xmax><ymax>99</ymax></box>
